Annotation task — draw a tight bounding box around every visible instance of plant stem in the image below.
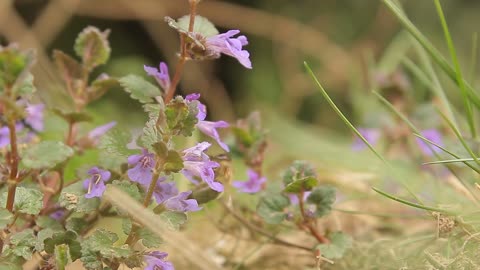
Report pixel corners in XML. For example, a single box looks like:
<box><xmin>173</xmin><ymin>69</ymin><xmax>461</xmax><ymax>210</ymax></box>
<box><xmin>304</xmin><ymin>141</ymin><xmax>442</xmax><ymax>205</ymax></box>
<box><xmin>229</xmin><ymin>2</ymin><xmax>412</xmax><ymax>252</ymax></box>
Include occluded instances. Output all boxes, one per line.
<box><xmin>6</xmin><ymin>118</ymin><xmax>20</xmax><ymax>212</ymax></box>
<box><xmin>163</xmin><ymin>1</ymin><xmax>198</xmax><ymax>103</ymax></box>
<box><xmin>220</xmin><ymin>200</ymin><xmax>313</xmax><ymax>252</ymax></box>
<box><xmin>298</xmin><ymin>191</ymin><xmax>329</xmax><ymax>244</ymax></box>
<box><xmin>66</xmin><ymin>121</ymin><xmax>75</xmax><ymax>146</ymax></box>
<box><xmin>142</xmin><ymin>170</ymin><xmax>161</xmax><ymax>207</ymax></box>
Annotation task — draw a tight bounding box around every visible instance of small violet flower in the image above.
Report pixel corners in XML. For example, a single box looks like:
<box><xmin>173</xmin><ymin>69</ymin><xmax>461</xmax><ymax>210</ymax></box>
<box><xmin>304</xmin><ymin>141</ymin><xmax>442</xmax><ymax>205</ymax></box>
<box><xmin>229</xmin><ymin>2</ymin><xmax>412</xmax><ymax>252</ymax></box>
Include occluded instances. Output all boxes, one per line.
<box><xmin>144</xmin><ymin>251</ymin><xmax>174</xmax><ymax>270</ymax></box>
<box><xmin>206</xmin><ymin>30</ymin><xmax>252</xmax><ymax>69</ymax></box>
<box><xmin>186</xmin><ymin>93</ymin><xmax>230</xmax><ymax>152</ymax></box>
<box><xmin>0</xmin><ymin>123</ymin><xmax>25</xmax><ymax>148</ymax></box>
<box><xmin>164</xmin><ymin>191</ymin><xmax>201</xmax><ymax>213</ymax></box>
<box><xmin>144</xmin><ymin>62</ymin><xmax>171</xmax><ymax>91</ymax></box>
<box><xmin>288</xmin><ymin>191</ymin><xmax>311</xmax><ymax>205</ymax></box>
<box><xmin>415</xmin><ymin>129</ymin><xmax>443</xmax><ymax>156</ymax></box>
<box><xmin>82</xmin><ymin>167</ymin><xmax>111</xmax><ymax>198</ymax></box>
<box><xmin>151</xmin><ymin>177</ymin><xmax>179</xmax><ymax>204</ymax></box>
<box><xmin>127</xmin><ymin>149</ymin><xmax>156</xmax><ymax>186</ymax></box>
<box><xmin>181</xmin><ymin>142</ymin><xmax>223</xmax><ymax>192</ymax></box>
<box><xmin>352</xmin><ymin>128</ymin><xmax>381</xmax><ymax>151</ymax></box>
<box><xmin>88</xmin><ymin>121</ymin><xmax>117</xmax><ymax>143</ymax></box>
<box><xmin>49</xmin><ymin>208</ymin><xmax>66</xmax><ymax>221</ymax></box>
<box><xmin>25</xmin><ymin>103</ymin><xmax>45</xmax><ymax>132</ymax></box>
<box><xmin>232</xmin><ymin>169</ymin><xmax>266</xmax><ymax>194</ymax></box>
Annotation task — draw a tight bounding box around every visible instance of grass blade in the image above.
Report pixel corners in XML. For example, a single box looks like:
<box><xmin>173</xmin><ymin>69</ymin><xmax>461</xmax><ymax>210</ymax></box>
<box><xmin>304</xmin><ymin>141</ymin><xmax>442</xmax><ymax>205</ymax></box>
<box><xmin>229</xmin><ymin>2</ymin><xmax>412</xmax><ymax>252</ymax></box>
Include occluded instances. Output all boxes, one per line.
<box><xmin>433</xmin><ymin>0</ymin><xmax>475</xmax><ymax>138</ymax></box>
<box><xmin>372</xmin><ymin>187</ymin><xmax>456</xmax><ymax>215</ymax></box>
<box><xmin>382</xmin><ymin>0</ymin><xmax>480</xmax><ymax>110</ymax></box>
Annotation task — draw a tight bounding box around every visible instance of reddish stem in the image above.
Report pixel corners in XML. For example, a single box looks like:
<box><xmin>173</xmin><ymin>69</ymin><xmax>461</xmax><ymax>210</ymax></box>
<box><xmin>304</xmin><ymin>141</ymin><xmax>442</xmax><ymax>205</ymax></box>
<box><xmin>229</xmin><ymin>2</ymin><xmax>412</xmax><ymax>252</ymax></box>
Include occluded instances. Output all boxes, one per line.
<box><xmin>298</xmin><ymin>191</ymin><xmax>329</xmax><ymax>244</ymax></box>
<box><xmin>6</xmin><ymin>119</ymin><xmax>19</xmax><ymax>212</ymax></box>
<box><xmin>163</xmin><ymin>1</ymin><xmax>197</xmax><ymax>103</ymax></box>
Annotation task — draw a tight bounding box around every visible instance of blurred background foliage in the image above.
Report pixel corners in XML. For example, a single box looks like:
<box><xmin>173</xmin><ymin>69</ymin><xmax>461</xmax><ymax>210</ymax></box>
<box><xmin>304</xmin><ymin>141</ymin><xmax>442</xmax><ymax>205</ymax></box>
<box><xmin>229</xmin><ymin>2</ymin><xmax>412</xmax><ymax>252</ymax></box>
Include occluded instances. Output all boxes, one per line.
<box><xmin>3</xmin><ymin>1</ymin><xmax>480</xmax><ymax>268</ymax></box>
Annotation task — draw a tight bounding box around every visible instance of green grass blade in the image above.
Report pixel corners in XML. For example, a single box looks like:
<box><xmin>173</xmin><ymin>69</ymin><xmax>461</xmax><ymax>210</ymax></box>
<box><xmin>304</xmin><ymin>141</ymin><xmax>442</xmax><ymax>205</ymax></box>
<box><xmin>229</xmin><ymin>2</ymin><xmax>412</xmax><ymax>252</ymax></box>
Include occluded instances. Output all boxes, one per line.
<box><xmin>411</xmin><ymin>40</ymin><xmax>458</xmax><ymax>128</ymax></box>
<box><xmin>437</xmin><ymin>109</ymin><xmax>480</xmax><ymax>168</ymax></box>
<box><xmin>304</xmin><ymin>62</ymin><xmax>387</xmax><ymax>163</ymax></box>
<box><xmin>374</xmin><ymin>91</ymin><xmax>480</xmax><ymax>201</ymax></box>
<box><xmin>469</xmin><ymin>32</ymin><xmax>478</xmax><ymax>86</ymax></box>
<box><xmin>433</xmin><ymin>0</ymin><xmax>475</xmax><ymax>138</ymax></box>
<box><xmin>372</xmin><ymin>187</ymin><xmax>456</xmax><ymax>215</ymax></box>
<box><xmin>305</xmin><ymin>62</ymin><xmax>424</xmax><ymax>205</ymax></box>
<box><xmin>423</xmin><ymin>158</ymin><xmax>478</xmax><ymax>165</ymax></box>
<box><xmin>414</xmin><ymin>133</ymin><xmax>480</xmax><ymax>173</ymax></box>
<box><xmin>382</xmin><ymin>0</ymin><xmax>480</xmax><ymax>110</ymax></box>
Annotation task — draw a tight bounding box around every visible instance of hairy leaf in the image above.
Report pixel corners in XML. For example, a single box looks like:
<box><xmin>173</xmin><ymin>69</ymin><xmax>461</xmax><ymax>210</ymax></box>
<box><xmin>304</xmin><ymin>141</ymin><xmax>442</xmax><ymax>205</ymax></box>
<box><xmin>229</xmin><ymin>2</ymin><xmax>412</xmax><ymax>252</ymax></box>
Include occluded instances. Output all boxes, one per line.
<box><xmin>0</xmin><ymin>187</ymin><xmax>43</xmax><ymax>215</ymax></box>
<box><xmin>307</xmin><ymin>186</ymin><xmax>336</xmax><ymax>218</ymax></box>
<box><xmin>257</xmin><ymin>193</ymin><xmax>290</xmax><ymax>224</ymax></box>
<box><xmin>316</xmin><ymin>232</ymin><xmax>352</xmax><ymax>259</ymax></box>
<box><xmin>74</xmin><ymin>26</ymin><xmax>111</xmax><ymax>70</ymax></box>
<box><xmin>119</xmin><ymin>74</ymin><xmax>161</xmax><ymax>103</ymax></box>
<box><xmin>22</xmin><ymin>141</ymin><xmax>74</xmax><ymax>169</ymax></box>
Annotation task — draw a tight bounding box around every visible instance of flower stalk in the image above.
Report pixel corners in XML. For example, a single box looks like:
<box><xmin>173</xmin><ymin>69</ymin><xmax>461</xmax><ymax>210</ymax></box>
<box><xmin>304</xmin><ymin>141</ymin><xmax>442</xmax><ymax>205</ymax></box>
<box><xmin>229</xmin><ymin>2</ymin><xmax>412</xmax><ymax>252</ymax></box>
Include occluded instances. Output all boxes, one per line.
<box><xmin>164</xmin><ymin>0</ymin><xmax>198</xmax><ymax>103</ymax></box>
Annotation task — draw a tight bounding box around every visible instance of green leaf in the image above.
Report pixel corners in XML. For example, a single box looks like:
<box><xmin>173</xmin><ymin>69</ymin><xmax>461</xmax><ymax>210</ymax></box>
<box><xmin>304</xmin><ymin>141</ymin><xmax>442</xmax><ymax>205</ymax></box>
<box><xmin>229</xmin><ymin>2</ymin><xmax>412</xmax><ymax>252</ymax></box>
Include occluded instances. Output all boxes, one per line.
<box><xmin>22</xmin><ymin>141</ymin><xmax>74</xmax><ymax>169</ymax></box>
<box><xmin>0</xmin><ymin>187</ymin><xmax>43</xmax><ymax>215</ymax></box>
<box><xmin>0</xmin><ymin>45</ymin><xmax>35</xmax><ymax>90</ymax></box>
<box><xmin>306</xmin><ymin>186</ymin><xmax>336</xmax><ymax>218</ymax></box>
<box><xmin>59</xmin><ymin>181</ymin><xmax>99</xmax><ymax>213</ymax></box>
<box><xmin>257</xmin><ymin>193</ymin><xmax>290</xmax><ymax>224</ymax></box>
<box><xmin>176</xmin><ymin>15</ymin><xmax>219</xmax><ymax>37</ymax></box>
<box><xmin>81</xmin><ymin>229</ymin><xmax>132</xmax><ymax>270</ymax></box>
<box><xmin>141</xmin><ymin>118</ymin><xmax>163</xmax><ymax>150</ymax></box>
<box><xmin>284</xmin><ymin>177</ymin><xmax>317</xmax><ymax>193</ymax></box>
<box><xmin>99</xmin><ymin>128</ymin><xmax>136</xmax><ymax>157</ymax></box>
<box><xmin>54</xmin><ymin>244</ymin><xmax>71</xmax><ymax>270</ymax></box>
<box><xmin>36</xmin><ymin>228</ymin><xmax>55</xmax><ymax>251</ymax></box>
<box><xmin>36</xmin><ymin>216</ymin><xmax>64</xmax><ymax>231</ymax></box>
<box><xmin>8</xmin><ymin>229</ymin><xmax>36</xmax><ymax>260</ymax></box>
<box><xmin>74</xmin><ymin>26</ymin><xmax>111</xmax><ymax>70</ymax></box>
<box><xmin>0</xmin><ymin>208</ymin><xmax>13</xmax><ymax>229</ymax></box>
<box><xmin>53</xmin><ymin>50</ymin><xmax>83</xmax><ymax>94</ymax></box>
<box><xmin>316</xmin><ymin>232</ymin><xmax>352</xmax><ymax>259</ymax></box>
<box><xmin>109</xmin><ymin>180</ymin><xmax>141</xmax><ymax>201</ymax></box>
<box><xmin>44</xmin><ymin>231</ymin><xmax>82</xmax><ymax>261</ymax></box>
<box><xmin>137</xmin><ymin>227</ymin><xmax>163</xmax><ymax>248</ymax></box>
<box><xmin>88</xmin><ymin>75</ymin><xmax>118</xmax><ymax>102</ymax></box>
<box><xmin>165</xmin><ymin>96</ymin><xmax>198</xmax><ymax>136</ymax></box>
<box><xmin>282</xmin><ymin>160</ymin><xmax>317</xmax><ymax>188</ymax></box>
<box><xmin>164</xmin><ymin>150</ymin><xmax>184</xmax><ymax>173</ymax></box>
<box><xmin>65</xmin><ymin>217</ymin><xmax>88</xmax><ymax>234</ymax></box>
<box><xmin>158</xmin><ymin>211</ymin><xmax>187</xmax><ymax>230</ymax></box>
<box><xmin>119</xmin><ymin>74</ymin><xmax>162</xmax><ymax>103</ymax></box>
<box><xmin>189</xmin><ymin>183</ymin><xmax>221</xmax><ymax>204</ymax></box>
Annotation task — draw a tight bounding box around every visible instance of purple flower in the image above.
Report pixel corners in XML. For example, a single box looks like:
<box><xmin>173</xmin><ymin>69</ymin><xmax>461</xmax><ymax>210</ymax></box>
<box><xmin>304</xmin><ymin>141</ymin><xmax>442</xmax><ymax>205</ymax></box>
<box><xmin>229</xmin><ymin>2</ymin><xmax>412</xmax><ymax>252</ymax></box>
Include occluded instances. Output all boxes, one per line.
<box><xmin>232</xmin><ymin>169</ymin><xmax>266</xmax><ymax>193</ymax></box>
<box><xmin>127</xmin><ymin>149</ymin><xmax>156</xmax><ymax>185</ymax></box>
<box><xmin>186</xmin><ymin>93</ymin><xmax>230</xmax><ymax>152</ymax></box>
<box><xmin>144</xmin><ymin>251</ymin><xmax>174</xmax><ymax>270</ymax></box>
<box><xmin>164</xmin><ymin>191</ymin><xmax>201</xmax><ymax>212</ymax></box>
<box><xmin>0</xmin><ymin>126</ymin><xmax>10</xmax><ymax>148</ymax></box>
<box><xmin>197</xmin><ymin>121</ymin><xmax>230</xmax><ymax>152</ymax></box>
<box><xmin>144</xmin><ymin>62</ymin><xmax>171</xmax><ymax>91</ymax></box>
<box><xmin>88</xmin><ymin>121</ymin><xmax>116</xmax><ymax>142</ymax></box>
<box><xmin>181</xmin><ymin>142</ymin><xmax>223</xmax><ymax>192</ymax></box>
<box><xmin>0</xmin><ymin>123</ymin><xmax>25</xmax><ymax>148</ymax></box>
<box><xmin>82</xmin><ymin>167</ymin><xmax>111</xmax><ymax>198</ymax></box>
<box><xmin>151</xmin><ymin>177</ymin><xmax>179</xmax><ymax>204</ymax></box>
<box><xmin>288</xmin><ymin>191</ymin><xmax>311</xmax><ymax>205</ymax></box>
<box><xmin>415</xmin><ymin>129</ymin><xmax>443</xmax><ymax>156</ymax></box>
<box><xmin>352</xmin><ymin>128</ymin><xmax>381</xmax><ymax>151</ymax></box>
<box><xmin>25</xmin><ymin>103</ymin><xmax>45</xmax><ymax>132</ymax></box>
<box><xmin>49</xmin><ymin>208</ymin><xmax>66</xmax><ymax>221</ymax></box>
<box><xmin>206</xmin><ymin>30</ymin><xmax>251</xmax><ymax>69</ymax></box>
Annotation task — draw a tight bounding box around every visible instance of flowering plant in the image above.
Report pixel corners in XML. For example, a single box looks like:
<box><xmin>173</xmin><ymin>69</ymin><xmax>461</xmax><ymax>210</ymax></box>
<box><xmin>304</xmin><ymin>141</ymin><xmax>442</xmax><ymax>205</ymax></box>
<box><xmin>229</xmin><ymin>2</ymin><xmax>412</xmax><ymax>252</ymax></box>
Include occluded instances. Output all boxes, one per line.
<box><xmin>0</xmin><ymin>1</ymin><xmax>345</xmax><ymax>269</ymax></box>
